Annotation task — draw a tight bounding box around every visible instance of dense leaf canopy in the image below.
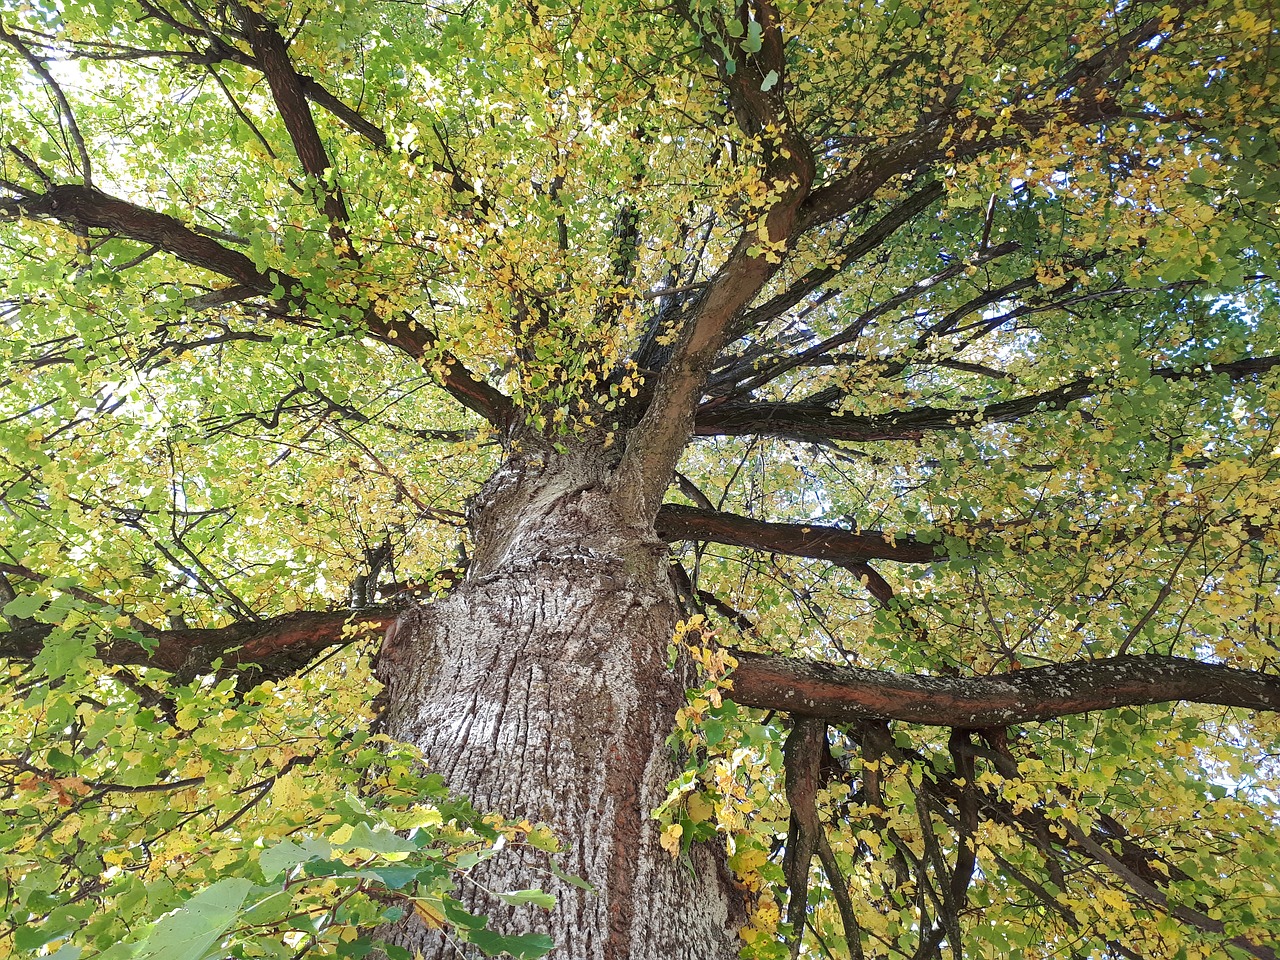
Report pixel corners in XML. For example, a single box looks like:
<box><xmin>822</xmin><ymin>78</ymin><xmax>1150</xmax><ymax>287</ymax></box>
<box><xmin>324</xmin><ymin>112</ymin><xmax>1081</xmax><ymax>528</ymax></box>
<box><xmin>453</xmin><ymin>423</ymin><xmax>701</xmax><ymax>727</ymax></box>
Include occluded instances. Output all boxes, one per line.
<box><xmin>2</xmin><ymin>0</ymin><xmax>1279</xmax><ymax>957</ymax></box>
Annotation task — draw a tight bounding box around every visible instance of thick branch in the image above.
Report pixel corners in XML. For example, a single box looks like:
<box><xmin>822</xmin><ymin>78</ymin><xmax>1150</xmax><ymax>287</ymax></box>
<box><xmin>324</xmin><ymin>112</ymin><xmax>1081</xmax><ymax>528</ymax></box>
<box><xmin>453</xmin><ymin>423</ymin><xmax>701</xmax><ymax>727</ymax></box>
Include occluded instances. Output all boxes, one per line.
<box><xmin>1</xmin><ymin>183</ymin><xmax>511</xmax><ymax>424</ymax></box>
<box><xmin>730</xmin><ymin>651</ymin><xmax>1280</xmax><ymax>726</ymax></box>
<box><xmin>235</xmin><ymin>3</ymin><xmax>351</xmax><ymax>242</ymax></box>
<box><xmin>0</xmin><ymin>609</ymin><xmax>392</xmax><ymax>682</ymax></box>
<box><xmin>2</xmin><ymin>500</ymin><xmax>951</xmax><ymax>682</ymax></box>
<box><xmin>656</xmin><ymin>503</ymin><xmax>943</xmax><ymax>564</ymax></box>
<box><xmin>7</xmin><ymin>605</ymin><xmax>1279</xmax><ymax>729</ymax></box>
<box><xmin>617</xmin><ymin>0</ymin><xmax>816</xmax><ymax>519</ymax></box>
<box><xmin>5</xmin><ymin>184</ymin><xmax>271</xmax><ymax>289</ymax></box>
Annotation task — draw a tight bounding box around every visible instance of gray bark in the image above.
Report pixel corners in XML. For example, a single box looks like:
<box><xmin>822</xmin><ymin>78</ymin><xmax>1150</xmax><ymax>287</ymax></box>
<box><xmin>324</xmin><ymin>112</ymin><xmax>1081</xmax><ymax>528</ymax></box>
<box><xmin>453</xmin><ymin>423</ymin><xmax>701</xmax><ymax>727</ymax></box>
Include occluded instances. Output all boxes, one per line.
<box><xmin>373</xmin><ymin>446</ymin><xmax>743</xmax><ymax>959</ymax></box>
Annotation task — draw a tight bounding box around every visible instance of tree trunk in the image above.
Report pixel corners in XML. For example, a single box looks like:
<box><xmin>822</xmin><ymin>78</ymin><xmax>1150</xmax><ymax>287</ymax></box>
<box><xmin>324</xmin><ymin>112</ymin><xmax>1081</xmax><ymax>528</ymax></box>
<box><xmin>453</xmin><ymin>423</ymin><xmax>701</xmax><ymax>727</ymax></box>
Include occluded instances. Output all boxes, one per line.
<box><xmin>373</xmin><ymin>447</ymin><xmax>744</xmax><ymax>959</ymax></box>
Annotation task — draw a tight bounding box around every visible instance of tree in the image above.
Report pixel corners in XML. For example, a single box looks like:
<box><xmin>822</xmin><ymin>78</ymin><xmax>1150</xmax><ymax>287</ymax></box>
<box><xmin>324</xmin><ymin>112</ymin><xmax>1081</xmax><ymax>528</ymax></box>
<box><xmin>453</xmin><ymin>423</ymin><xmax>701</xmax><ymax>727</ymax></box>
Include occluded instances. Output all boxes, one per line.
<box><xmin>1</xmin><ymin>0</ymin><xmax>1279</xmax><ymax>957</ymax></box>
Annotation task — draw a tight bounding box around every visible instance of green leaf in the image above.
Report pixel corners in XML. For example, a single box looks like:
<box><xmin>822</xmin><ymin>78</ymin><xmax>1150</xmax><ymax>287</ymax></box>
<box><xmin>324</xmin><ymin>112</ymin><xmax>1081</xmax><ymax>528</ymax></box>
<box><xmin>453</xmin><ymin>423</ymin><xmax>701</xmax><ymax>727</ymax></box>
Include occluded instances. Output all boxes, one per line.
<box><xmin>548</xmin><ymin>863</ymin><xmax>596</xmax><ymax>892</ymax></box>
<box><xmin>3</xmin><ymin>593</ymin><xmax>45</xmax><ymax>619</ymax></box>
<box><xmin>46</xmin><ymin>747</ymin><xmax>75</xmax><ymax>772</ymax></box>
<box><xmin>335</xmin><ymin>823</ymin><xmax>418</xmax><ymax>854</ymax></box>
<box><xmin>464</xmin><ymin>929</ymin><xmax>556</xmax><ymax>958</ymax></box>
<box><xmin>239</xmin><ymin>890</ymin><xmax>294</xmax><ymax>926</ymax></box>
<box><xmin>357</xmin><ymin>864</ymin><xmax>436</xmax><ymax>889</ymax></box>
<box><xmin>440</xmin><ymin>896</ymin><xmax>489</xmax><ymax>931</ymax></box>
<box><xmin>760</xmin><ymin>69</ymin><xmax>779</xmax><ymax>92</ymax></box>
<box><xmin>702</xmin><ymin>718</ymin><xmax>726</xmax><ymax>746</ymax></box>
<box><xmin>259</xmin><ymin>838</ymin><xmax>331</xmax><ymax>879</ymax></box>
<box><xmin>128</xmin><ymin>879</ymin><xmax>255</xmax><ymax>960</ymax></box>
<box><xmin>742</xmin><ymin>20</ymin><xmax>763</xmax><ymax>53</ymax></box>
<box><xmin>15</xmin><ymin>915</ymin><xmax>80</xmax><ymax>952</ymax></box>
<box><xmin>496</xmin><ymin>889</ymin><xmax>556</xmax><ymax>909</ymax></box>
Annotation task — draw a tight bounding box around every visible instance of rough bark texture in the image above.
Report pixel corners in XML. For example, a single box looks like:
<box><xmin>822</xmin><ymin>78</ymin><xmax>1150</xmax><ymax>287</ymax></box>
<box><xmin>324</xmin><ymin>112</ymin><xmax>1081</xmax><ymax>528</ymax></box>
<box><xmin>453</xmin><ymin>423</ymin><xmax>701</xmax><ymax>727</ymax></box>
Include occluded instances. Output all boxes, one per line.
<box><xmin>373</xmin><ymin>447</ymin><xmax>743</xmax><ymax>960</ymax></box>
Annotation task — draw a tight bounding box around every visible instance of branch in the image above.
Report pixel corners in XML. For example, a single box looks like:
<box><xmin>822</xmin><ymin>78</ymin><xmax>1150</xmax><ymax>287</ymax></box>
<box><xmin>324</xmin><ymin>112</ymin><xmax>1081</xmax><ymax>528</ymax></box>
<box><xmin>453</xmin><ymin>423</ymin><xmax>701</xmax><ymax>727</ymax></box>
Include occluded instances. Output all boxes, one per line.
<box><xmin>0</xmin><ymin>24</ymin><xmax>94</xmax><ymax>187</ymax></box>
<box><xmin>1062</xmin><ymin>820</ymin><xmax>1278</xmax><ymax>960</ymax></box>
<box><xmin>695</xmin><ymin>354</ymin><xmax>1280</xmax><ymax>444</ymax></box>
<box><xmin>721</xmin><ymin>179</ymin><xmax>945</xmax><ymax>349</ymax></box>
<box><xmin>0</xmin><ymin>609</ymin><xmax>392</xmax><ymax>683</ymax></box>
<box><xmin>708</xmin><ymin>239</ymin><xmax>1024</xmax><ymax>403</ymax></box>
<box><xmin>2</xmin><ymin>183</ymin><xmax>511</xmax><ymax>425</ymax></box>
<box><xmin>5</xmin><ymin>184</ymin><xmax>271</xmax><ymax>288</ymax></box>
<box><xmin>795</xmin><ymin>12</ymin><xmax>1171</xmax><ymax>232</ymax></box>
<box><xmin>729</xmin><ymin>651</ymin><xmax>1280</xmax><ymax>726</ymax></box>
<box><xmin>936</xmin><ymin>737</ymin><xmax>1278</xmax><ymax>960</ymax></box>
<box><xmin>617</xmin><ymin>0</ymin><xmax>816</xmax><ymax>519</ymax></box>
<box><xmin>655</xmin><ymin>503</ymin><xmax>943</xmax><ymax>564</ymax></box>
<box><xmin>234</xmin><ymin>3</ymin><xmax>350</xmax><ymax>244</ymax></box>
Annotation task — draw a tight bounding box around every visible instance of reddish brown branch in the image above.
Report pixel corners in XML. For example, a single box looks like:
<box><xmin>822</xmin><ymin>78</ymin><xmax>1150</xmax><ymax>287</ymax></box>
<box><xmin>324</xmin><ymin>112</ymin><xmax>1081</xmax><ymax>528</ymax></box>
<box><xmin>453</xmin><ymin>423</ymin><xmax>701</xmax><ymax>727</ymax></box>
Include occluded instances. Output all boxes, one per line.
<box><xmin>729</xmin><ymin>651</ymin><xmax>1280</xmax><ymax>726</ymax></box>
<box><xmin>11</xmin><ymin>185</ymin><xmax>271</xmax><ymax>289</ymax></box>
<box><xmin>5</xmin><ymin>606</ymin><xmax>1278</xmax><ymax>728</ymax></box>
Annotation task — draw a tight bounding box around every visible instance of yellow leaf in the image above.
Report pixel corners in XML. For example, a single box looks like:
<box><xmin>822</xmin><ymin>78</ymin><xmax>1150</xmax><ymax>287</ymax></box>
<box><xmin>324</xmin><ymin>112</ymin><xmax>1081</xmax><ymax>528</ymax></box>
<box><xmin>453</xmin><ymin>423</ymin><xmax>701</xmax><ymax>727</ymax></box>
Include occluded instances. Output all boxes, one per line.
<box><xmin>413</xmin><ymin>897</ymin><xmax>447</xmax><ymax>929</ymax></box>
<box><xmin>685</xmin><ymin>793</ymin><xmax>714</xmax><ymax>823</ymax></box>
<box><xmin>659</xmin><ymin>823</ymin><xmax>683</xmax><ymax>856</ymax></box>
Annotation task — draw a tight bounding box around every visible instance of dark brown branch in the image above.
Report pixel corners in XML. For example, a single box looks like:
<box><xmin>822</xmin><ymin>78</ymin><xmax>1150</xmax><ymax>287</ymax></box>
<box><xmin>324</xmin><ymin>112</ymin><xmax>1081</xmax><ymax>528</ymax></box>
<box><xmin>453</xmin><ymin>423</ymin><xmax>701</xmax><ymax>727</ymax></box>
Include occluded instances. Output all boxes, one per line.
<box><xmin>0</xmin><ymin>609</ymin><xmax>391</xmax><ymax>683</ymax></box>
<box><xmin>6</xmin><ymin>184</ymin><xmax>271</xmax><ymax>288</ymax></box>
<box><xmin>1</xmin><ymin>183</ymin><xmax>511</xmax><ymax>425</ymax></box>
<box><xmin>938</xmin><ymin>739</ymin><xmax>1277</xmax><ymax>960</ymax></box>
<box><xmin>655</xmin><ymin>503</ymin><xmax>944</xmax><ymax>565</ymax></box>
<box><xmin>695</xmin><ymin>354</ymin><xmax>1280</xmax><ymax>444</ymax></box>
<box><xmin>730</xmin><ymin>651</ymin><xmax>1280</xmax><ymax>726</ymax></box>
<box><xmin>1062</xmin><ymin>820</ymin><xmax>1278</xmax><ymax>960</ymax></box>
<box><xmin>782</xmin><ymin>717</ymin><xmax>825</xmax><ymax>957</ymax></box>
<box><xmin>783</xmin><ymin>718</ymin><xmax>866</xmax><ymax>960</ymax></box>
<box><xmin>0</xmin><ymin>25</ymin><xmax>94</xmax><ymax>187</ymax></box>
<box><xmin>708</xmin><ymin>240</ymin><xmax>1023</xmax><ymax>404</ymax></box>
<box><xmin>712</xmin><ymin>179</ymin><xmax>946</xmax><ymax>385</ymax></box>
<box><xmin>947</xmin><ymin>729</ymin><xmax>979</xmax><ymax>913</ymax></box>
<box><xmin>5</xmin><ymin>607</ymin><xmax>1278</xmax><ymax>728</ymax></box>
<box><xmin>873</xmin><ymin>728</ymin><xmax>1272</xmax><ymax>960</ymax></box>
<box><xmin>795</xmin><ymin>13</ymin><xmax>1169</xmax><ymax>233</ymax></box>
<box><xmin>0</xmin><ymin>498</ymin><xmax>943</xmax><ymax>682</ymax></box>
<box><xmin>234</xmin><ymin>3</ymin><xmax>350</xmax><ymax>244</ymax></box>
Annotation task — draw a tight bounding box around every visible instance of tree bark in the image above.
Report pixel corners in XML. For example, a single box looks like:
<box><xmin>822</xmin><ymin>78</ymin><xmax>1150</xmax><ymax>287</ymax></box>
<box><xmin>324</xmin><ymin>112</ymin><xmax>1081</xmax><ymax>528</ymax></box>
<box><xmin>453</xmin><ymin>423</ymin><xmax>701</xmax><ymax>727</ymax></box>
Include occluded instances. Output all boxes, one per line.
<box><xmin>372</xmin><ymin>446</ymin><xmax>743</xmax><ymax>959</ymax></box>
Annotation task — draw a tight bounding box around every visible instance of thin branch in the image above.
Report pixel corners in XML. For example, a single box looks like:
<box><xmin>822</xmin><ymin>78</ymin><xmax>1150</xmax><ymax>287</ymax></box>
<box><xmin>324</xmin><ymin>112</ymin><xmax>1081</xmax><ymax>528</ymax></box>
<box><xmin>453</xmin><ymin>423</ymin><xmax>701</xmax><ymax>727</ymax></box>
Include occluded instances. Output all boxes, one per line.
<box><xmin>0</xmin><ymin>25</ymin><xmax>94</xmax><ymax>187</ymax></box>
<box><xmin>1063</xmin><ymin>822</ymin><xmax>1278</xmax><ymax>960</ymax></box>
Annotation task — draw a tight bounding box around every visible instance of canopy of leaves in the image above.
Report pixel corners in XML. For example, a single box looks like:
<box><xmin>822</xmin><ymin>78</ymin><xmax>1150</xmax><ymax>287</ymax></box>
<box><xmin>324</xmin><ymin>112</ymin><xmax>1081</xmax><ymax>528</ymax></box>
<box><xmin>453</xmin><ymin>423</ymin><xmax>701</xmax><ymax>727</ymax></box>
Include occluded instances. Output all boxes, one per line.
<box><xmin>1</xmin><ymin>0</ymin><xmax>1279</xmax><ymax>957</ymax></box>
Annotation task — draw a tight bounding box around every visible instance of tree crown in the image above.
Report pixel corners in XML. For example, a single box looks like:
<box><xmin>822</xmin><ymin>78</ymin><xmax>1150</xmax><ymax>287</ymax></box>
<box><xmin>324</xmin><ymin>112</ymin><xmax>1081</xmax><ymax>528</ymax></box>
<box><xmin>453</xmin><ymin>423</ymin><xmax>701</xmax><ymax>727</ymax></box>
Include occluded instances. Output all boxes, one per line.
<box><xmin>2</xmin><ymin>0</ymin><xmax>1279</xmax><ymax>957</ymax></box>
